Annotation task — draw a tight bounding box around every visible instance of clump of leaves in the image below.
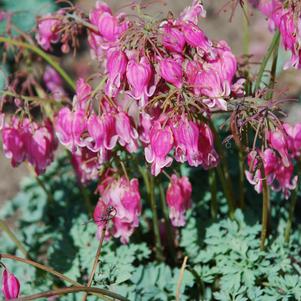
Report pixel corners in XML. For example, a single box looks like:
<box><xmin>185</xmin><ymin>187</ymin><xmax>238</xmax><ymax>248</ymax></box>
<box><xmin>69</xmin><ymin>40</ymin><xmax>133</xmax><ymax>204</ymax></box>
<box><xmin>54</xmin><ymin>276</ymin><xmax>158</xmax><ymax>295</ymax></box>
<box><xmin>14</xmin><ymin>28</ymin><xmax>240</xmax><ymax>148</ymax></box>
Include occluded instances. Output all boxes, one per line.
<box><xmin>1</xmin><ymin>158</ymin><xmax>301</xmax><ymax>300</ymax></box>
<box><xmin>181</xmin><ymin>210</ymin><xmax>301</xmax><ymax>301</ymax></box>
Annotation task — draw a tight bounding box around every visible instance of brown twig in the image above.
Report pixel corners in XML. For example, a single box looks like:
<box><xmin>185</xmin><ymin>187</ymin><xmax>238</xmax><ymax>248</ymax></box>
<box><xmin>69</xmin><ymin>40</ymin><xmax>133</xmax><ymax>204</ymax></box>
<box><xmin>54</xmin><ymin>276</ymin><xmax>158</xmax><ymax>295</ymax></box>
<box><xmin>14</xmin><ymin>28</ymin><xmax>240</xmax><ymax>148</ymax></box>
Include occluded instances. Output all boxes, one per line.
<box><xmin>176</xmin><ymin>256</ymin><xmax>188</xmax><ymax>301</ymax></box>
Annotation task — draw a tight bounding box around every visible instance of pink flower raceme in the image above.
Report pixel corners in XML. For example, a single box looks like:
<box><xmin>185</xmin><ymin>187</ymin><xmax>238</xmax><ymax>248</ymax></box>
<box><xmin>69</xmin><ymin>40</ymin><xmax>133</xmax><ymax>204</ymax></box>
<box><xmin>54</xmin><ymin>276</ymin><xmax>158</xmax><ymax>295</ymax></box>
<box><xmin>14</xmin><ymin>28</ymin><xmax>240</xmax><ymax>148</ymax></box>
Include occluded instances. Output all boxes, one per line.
<box><xmin>245</xmin><ymin>148</ymin><xmax>297</xmax><ymax>199</ymax></box>
<box><xmin>94</xmin><ymin>176</ymin><xmax>141</xmax><ymax>243</ymax></box>
<box><xmin>145</xmin><ymin>121</ymin><xmax>174</xmax><ymax>176</ymax></box>
<box><xmin>255</xmin><ymin>0</ymin><xmax>301</xmax><ymax>69</ymax></box>
<box><xmin>23</xmin><ymin>120</ymin><xmax>58</xmax><ymax>174</ymax></box>
<box><xmin>245</xmin><ymin>149</ymin><xmax>277</xmax><ymax>193</ymax></box>
<box><xmin>2</xmin><ymin>269</ymin><xmax>20</xmax><ymax>300</ymax></box>
<box><xmin>43</xmin><ymin>66</ymin><xmax>66</xmax><ymax>101</ymax></box>
<box><xmin>36</xmin><ymin>15</ymin><xmax>61</xmax><ymax>50</ymax></box>
<box><xmin>159</xmin><ymin>58</ymin><xmax>183</xmax><ymax>89</ymax></box>
<box><xmin>126</xmin><ymin>56</ymin><xmax>155</xmax><ymax>106</ymax></box>
<box><xmin>88</xmin><ymin>1</ymin><xmax>129</xmax><ymax>60</ymax></box>
<box><xmin>2</xmin><ymin>117</ymin><xmax>57</xmax><ymax>174</ymax></box>
<box><xmin>105</xmin><ymin>50</ymin><xmax>128</xmax><ymax>97</ymax></box>
<box><xmin>166</xmin><ymin>174</ymin><xmax>192</xmax><ymax>227</ymax></box>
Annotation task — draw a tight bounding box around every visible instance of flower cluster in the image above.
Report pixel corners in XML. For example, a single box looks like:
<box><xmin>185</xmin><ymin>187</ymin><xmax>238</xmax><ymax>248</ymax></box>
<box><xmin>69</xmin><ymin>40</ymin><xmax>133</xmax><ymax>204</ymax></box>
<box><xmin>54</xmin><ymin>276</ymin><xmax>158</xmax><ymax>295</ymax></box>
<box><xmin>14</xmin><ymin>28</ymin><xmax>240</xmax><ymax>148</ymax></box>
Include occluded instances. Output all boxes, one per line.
<box><xmin>1</xmin><ymin>117</ymin><xmax>57</xmax><ymax>174</ymax></box>
<box><xmin>253</xmin><ymin>0</ymin><xmax>301</xmax><ymax>69</ymax></box>
<box><xmin>246</xmin><ymin>122</ymin><xmax>301</xmax><ymax>199</ymax></box>
<box><xmin>93</xmin><ymin>175</ymin><xmax>141</xmax><ymax>244</ymax></box>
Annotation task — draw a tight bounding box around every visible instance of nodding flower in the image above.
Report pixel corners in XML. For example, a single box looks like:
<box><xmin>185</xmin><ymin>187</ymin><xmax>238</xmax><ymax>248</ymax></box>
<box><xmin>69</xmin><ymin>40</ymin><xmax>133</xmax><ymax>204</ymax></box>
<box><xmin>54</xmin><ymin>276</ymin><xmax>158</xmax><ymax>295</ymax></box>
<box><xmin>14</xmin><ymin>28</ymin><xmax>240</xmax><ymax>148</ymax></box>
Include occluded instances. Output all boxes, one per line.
<box><xmin>2</xmin><ymin>269</ymin><xmax>20</xmax><ymax>300</ymax></box>
<box><xmin>166</xmin><ymin>174</ymin><xmax>192</xmax><ymax>227</ymax></box>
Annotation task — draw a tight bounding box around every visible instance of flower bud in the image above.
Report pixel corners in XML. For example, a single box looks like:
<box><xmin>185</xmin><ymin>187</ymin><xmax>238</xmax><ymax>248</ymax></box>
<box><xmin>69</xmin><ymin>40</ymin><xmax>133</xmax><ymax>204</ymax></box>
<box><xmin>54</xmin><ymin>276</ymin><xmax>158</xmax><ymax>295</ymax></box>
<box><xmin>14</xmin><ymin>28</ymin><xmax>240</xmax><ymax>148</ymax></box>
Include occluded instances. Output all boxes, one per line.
<box><xmin>2</xmin><ymin>269</ymin><xmax>20</xmax><ymax>300</ymax></box>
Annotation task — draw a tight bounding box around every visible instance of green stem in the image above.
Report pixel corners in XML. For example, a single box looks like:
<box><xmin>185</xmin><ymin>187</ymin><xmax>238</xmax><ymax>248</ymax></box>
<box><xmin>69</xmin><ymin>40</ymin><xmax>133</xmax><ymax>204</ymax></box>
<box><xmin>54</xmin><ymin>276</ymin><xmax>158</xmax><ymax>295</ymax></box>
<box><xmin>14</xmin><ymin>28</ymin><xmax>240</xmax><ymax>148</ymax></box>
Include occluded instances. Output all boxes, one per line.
<box><xmin>238</xmin><ymin>150</ymin><xmax>245</xmax><ymax>208</ymax></box>
<box><xmin>209</xmin><ymin>170</ymin><xmax>218</xmax><ymax>219</ymax></box>
<box><xmin>149</xmin><ymin>173</ymin><xmax>164</xmax><ymax>261</ymax></box>
<box><xmin>284</xmin><ymin>189</ymin><xmax>298</xmax><ymax>244</ymax></box>
<box><xmin>12</xmin><ymin>286</ymin><xmax>130</xmax><ymax>301</ymax></box>
<box><xmin>0</xmin><ymin>253</ymin><xmax>81</xmax><ymax>287</ymax></box>
<box><xmin>0</xmin><ymin>222</ymin><xmax>28</xmax><ymax>257</ymax></box>
<box><xmin>266</xmin><ymin>34</ymin><xmax>280</xmax><ymax>100</ymax></box>
<box><xmin>254</xmin><ymin>31</ymin><xmax>280</xmax><ymax>93</ymax></box>
<box><xmin>284</xmin><ymin>162</ymin><xmax>300</xmax><ymax>243</ymax></box>
<box><xmin>242</xmin><ymin>1</ymin><xmax>250</xmax><ymax>55</ymax></box>
<box><xmin>66</xmin><ymin>150</ymin><xmax>93</xmax><ymax>215</ymax></box>
<box><xmin>260</xmin><ymin>164</ymin><xmax>270</xmax><ymax>250</ymax></box>
<box><xmin>186</xmin><ymin>266</ymin><xmax>205</xmax><ymax>300</ymax></box>
<box><xmin>159</xmin><ymin>183</ymin><xmax>176</xmax><ymax>263</ymax></box>
<box><xmin>208</xmin><ymin>120</ymin><xmax>235</xmax><ymax>218</ymax></box>
<box><xmin>0</xmin><ymin>37</ymin><xmax>76</xmax><ymax>91</ymax></box>
<box><xmin>34</xmin><ymin>175</ymin><xmax>55</xmax><ymax>204</ymax></box>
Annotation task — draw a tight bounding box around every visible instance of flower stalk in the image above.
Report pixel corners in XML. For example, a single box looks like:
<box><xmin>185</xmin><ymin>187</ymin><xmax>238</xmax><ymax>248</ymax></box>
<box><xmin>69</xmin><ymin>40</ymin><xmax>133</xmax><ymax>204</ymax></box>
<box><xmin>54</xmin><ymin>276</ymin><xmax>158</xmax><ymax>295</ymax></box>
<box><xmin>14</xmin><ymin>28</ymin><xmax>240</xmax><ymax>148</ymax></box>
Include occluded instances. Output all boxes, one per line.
<box><xmin>254</xmin><ymin>31</ymin><xmax>280</xmax><ymax>93</ymax></box>
<box><xmin>12</xmin><ymin>286</ymin><xmax>130</xmax><ymax>301</ymax></box>
<box><xmin>0</xmin><ymin>223</ymin><xmax>28</xmax><ymax>258</ymax></box>
<box><xmin>149</xmin><ymin>172</ymin><xmax>164</xmax><ymax>261</ymax></box>
<box><xmin>0</xmin><ymin>37</ymin><xmax>76</xmax><ymax>90</ymax></box>
<box><xmin>209</xmin><ymin>170</ymin><xmax>218</xmax><ymax>218</ymax></box>
<box><xmin>260</xmin><ymin>163</ymin><xmax>270</xmax><ymax>250</ymax></box>
<box><xmin>82</xmin><ymin>224</ymin><xmax>107</xmax><ymax>301</ymax></box>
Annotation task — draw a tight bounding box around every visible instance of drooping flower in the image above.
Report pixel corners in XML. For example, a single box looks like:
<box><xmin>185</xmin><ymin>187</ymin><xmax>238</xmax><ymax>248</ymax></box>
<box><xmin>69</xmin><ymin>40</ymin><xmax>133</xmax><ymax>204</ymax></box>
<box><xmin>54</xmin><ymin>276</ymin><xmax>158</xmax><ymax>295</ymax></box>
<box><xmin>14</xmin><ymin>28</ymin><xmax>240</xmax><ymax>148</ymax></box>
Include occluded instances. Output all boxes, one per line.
<box><xmin>267</xmin><ymin>128</ymin><xmax>290</xmax><ymax>167</ymax></box>
<box><xmin>94</xmin><ymin>176</ymin><xmax>141</xmax><ymax>243</ymax></box>
<box><xmin>172</xmin><ymin>117</ymin><xmax>201</xmax><ymax>166</ymax></box>
<box><xmin>254</xmin><ymin>0</ymin><xmax>301</xmax><ymax>69</ymax></box>
<box><xmin>2</xmin><ymin>117</ymin><xmax>26</xmax><ymax>168</ymax></box>
<box><xmin>105</xmin><ymin>50</ymin><xmax>128</xmax><ymax>97</ymax></box>
<box><xmin>145</xmin><ymin>121</ymin><xmax>174</xmax><ymax>176</ymax></box>
<box><xmin>23</xmin><ymin>120</ymin><xmax>58</xmax><ymax>174</ymax></box>
<box><xmin>74</xmin><ymin>78</ymin><xmax>92</xmax><ymax>110</ymax></box>
<box><xmin>92</xmin><ymin>1</ymin><xmax>128</xmax><ymax>43</ymax></box>
<box><xmin>2</xmin><ymin>117</ymin><xmax>57</xmax><ymax>174</ymax></box>
<box><xmin>2</xmin><ymin>269</ymin><xmax>20</xmax><ymax>300</ymax></box>
<box><xmin>172</xmin><ymin>117</ymin><xmax>219</xmax><ymax>168</ymax></box>
<box><xmin>245</xmin><ymin>148</ymin><xmax>296</xmax><ymax>199</ymax></box>
<box><xmin>193</xmin><ymin>69</ymin><xmax>229</xmax><ymax>111</ymax></box>
<box><xmin>159</xmin><ymin>58</ymin><xmax>183</xmax><ymax>88</ymax></box>
<box><xmin>126</xmin><ymin>56</ymin><xmax>154</xmax><ymax>106</ymax></box>
<box><xmin>55</xmin><ymin>107</ymin><xmax>87</xmax><ymax>152</ymax></box>
<box><xmin>283</xmin><ymin>122</ymin><xmax>301</xmax><ymax>158</ymax></box>
<box><xmin>273</xmin><ymin>163</ymin><xmax>298</xmax><ymax>199</ymax></box>
<box><xmin>115</xmin><ymin>112</ymin><xmax>138</xmax><ymax>153</ymax></box>
<box><xmin>166</xmin><ymin>174</ymin><xmax>192</xmax><ymax>227</ymax></box>
<box><xmin>198</xmin><ymin>123</ymin><xmax>219</xmax><ymax>169</ymax></box>
<box><xmin>86</xmin><ymin>113</ymin><xmax>118</xmax><ymax>152</ymax></box>
<box><xmin>36</xmin><ymin>15</ymin><xmax>61</xmax><ymax>50</ymax></box>
<box><xmin>161</xmin><ymin>22</ymin><xmax>186</xmax><ymax>53</ymax></box>
<box><xmin>181</xmin><ymin>22</ymin><xmax>211</xmax><ymax>51</ymax></box>
<box><xmin>179</xmin><ymin>0</ymin><xmax>206</xmax><ymax>24</ymax></box>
